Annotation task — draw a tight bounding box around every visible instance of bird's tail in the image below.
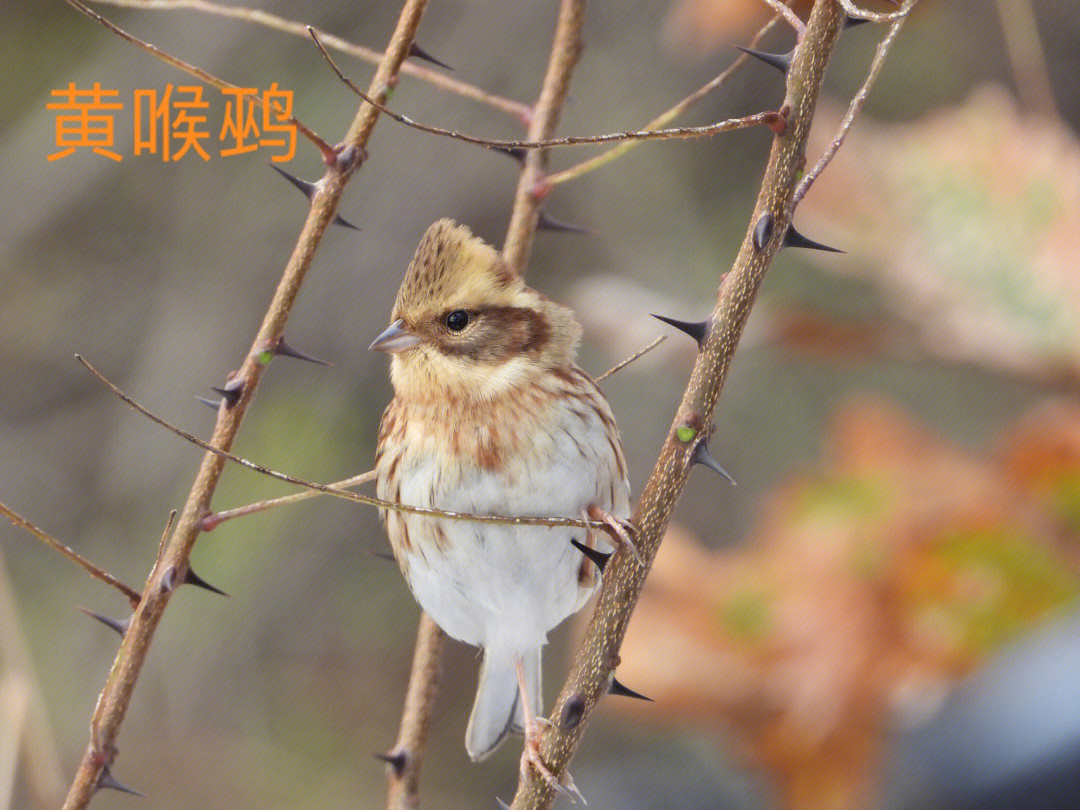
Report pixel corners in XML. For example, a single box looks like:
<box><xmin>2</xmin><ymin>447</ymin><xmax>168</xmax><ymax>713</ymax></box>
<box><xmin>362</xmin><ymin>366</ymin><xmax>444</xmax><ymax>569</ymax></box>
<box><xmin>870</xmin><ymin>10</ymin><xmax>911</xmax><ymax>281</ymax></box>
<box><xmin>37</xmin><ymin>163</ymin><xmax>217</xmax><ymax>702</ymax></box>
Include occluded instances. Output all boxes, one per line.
<box><xmin>465</xmin><ymin>647</ymin><xmax>542</xmax><ymax>762</ymax></box>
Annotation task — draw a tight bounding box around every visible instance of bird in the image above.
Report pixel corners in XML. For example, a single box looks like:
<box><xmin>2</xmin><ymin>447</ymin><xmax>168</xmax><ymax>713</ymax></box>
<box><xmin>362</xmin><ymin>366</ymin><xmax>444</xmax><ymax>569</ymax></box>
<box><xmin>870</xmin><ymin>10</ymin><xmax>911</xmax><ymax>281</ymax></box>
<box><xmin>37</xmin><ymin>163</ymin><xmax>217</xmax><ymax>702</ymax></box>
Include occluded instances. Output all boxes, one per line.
<box><xmin>370</xmin><ymin>219</ymin><xmax>634</xmax><ymax>791</ymax></box>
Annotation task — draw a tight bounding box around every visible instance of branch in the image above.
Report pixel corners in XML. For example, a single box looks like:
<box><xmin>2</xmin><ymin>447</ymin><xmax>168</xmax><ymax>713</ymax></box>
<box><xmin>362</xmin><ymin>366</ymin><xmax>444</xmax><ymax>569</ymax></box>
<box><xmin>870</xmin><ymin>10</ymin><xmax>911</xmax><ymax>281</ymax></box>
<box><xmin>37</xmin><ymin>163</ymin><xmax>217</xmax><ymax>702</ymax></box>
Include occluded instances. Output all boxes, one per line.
<box><xmin>792</xmin><ymin>0</ymin><xmax>915</xmax><ymax>208</ymax></box>
<box><xmin>90</xmin><ymin>0</ymin><xmax>534</xmax><ymax>123</ymax></box>
<box><xmin>383</xmin><ymin>613</ymin><xmax>445</xmax><ymax>810</ymax></box>
<box><xmin>510</xmin><ymin>2</ymin><xmax>869</xmax><ymax>807</ymax></box>
<box><xmin>837</xmin><ymin>0</ymin><xmax>907</xmax><ymax>22</ymax></box>
<box><xmin>60</xmin><ymin>1</ymin><xmax>433</xmax><ymax>807</ymax></box>
<box><xmin>0</xmin><ymin>501</ymin><xmax>141</xmax><ymax>606</ymax></box>
<box><xmin>502</xmin><ymin>0</ymin><xmax>588</xmax><ymax>276</ymax></box>
<box><xmin>77</xmin><ymin>354</ymin><xmax>602</xmax><ymax>533</ymax></box>
<box><xmin>546</xmin><ymin>5</ymin><xmax>791</xmax><ymax>188</ymax></box>
<box><xmin>311</xmin><ymin>28</ymin><xmax>774</xmax><ymax>153</ymax></box>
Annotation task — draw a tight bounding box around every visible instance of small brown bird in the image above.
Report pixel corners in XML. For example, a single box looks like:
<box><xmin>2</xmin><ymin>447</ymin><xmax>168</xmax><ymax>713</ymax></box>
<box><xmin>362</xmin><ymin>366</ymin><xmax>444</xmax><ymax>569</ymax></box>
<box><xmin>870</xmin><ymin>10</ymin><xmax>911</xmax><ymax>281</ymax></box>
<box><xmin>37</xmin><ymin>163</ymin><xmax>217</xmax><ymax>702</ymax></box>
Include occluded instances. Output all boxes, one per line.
<box><xmin>371</xmin><ymin>220</ymin><xmax>633</xmax><ymax>789</ymax></box>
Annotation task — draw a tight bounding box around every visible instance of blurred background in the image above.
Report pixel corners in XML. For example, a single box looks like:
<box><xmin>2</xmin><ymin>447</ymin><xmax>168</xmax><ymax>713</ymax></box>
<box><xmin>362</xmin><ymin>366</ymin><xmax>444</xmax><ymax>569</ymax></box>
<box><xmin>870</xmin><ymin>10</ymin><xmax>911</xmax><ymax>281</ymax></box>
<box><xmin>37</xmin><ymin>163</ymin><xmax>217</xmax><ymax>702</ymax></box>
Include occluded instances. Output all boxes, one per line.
<box><xmin>3</xmin><ymin>0</ymin><xmax>1080</xmax><ymax>808</ymax></box>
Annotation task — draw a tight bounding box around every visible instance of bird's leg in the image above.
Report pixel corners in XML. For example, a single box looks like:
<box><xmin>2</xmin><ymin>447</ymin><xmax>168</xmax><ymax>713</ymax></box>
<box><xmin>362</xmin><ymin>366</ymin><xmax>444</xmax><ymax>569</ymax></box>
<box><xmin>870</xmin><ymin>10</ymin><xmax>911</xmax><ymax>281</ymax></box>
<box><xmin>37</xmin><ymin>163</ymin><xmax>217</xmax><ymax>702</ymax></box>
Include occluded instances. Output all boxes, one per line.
<box><xmin>587</xmin><ymin>504</ymin><xmax>643</xmax><ymax>566</ymax></box>
<box><xmin>516</xmin><ymin>658</ymin><xmax>582</xmax><ymax>802</ymax></box>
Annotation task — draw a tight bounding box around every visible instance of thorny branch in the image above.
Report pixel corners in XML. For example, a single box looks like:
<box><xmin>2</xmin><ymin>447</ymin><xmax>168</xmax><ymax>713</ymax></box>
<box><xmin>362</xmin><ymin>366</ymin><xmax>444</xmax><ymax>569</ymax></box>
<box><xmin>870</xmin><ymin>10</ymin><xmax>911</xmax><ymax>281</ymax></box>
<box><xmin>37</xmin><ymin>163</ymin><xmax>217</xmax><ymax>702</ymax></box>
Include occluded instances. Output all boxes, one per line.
<box><xmin>59</xmin><ymin>0</ymin><xmax>433</xmax><ymax>807</ymax></box>
<box><xmin>311</xmin><ymin>28</ymin><xmax>777</xmax><ymax>154</ymax></box>
<box><xmin>90</xmin><ymin>0</ymin><xmax>534</xmax><ymax>122</ymax></box>
<box><xmin>510</xmin><ymin>1</ymin><xmax>917</xmax><ymax>807</ymax></box>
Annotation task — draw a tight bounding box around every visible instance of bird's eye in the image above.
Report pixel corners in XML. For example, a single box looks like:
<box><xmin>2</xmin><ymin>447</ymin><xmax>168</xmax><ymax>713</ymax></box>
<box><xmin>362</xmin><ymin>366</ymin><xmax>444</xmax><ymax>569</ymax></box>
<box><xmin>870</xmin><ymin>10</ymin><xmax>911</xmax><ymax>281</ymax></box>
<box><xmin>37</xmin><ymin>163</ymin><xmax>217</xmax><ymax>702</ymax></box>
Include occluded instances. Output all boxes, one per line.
<box><xmin>445</xmin><ymin>310</ymin><xmax>470</xmax><ymax>331</ymax></box>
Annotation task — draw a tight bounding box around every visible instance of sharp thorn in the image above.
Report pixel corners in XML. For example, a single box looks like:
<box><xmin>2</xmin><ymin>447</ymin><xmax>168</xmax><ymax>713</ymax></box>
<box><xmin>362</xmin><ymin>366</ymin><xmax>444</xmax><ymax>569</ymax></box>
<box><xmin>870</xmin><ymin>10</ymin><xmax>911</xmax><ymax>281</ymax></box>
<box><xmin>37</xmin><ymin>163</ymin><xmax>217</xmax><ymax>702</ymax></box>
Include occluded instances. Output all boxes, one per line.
<box><xmin>365</xmin><ymin>549</ymin><xmax>397</xmax><ymax>563</ymax></box>
<box><xmin>269</xmin><ymin>162</ymin><xmax>316</xmax><ymax>200</ymax></box>
<box><xmin>77</xmin><ymin>606</ymin><xmax>131</xmax><ymax>637</ymax></box>
<box><xmin>269</xmin><ymin>164</ymin><xmax>359</xmax><ymax>230</ymax></box>
<box><xmin>96</xmin><ymin>766</ymin><xmax>144</xmax><ymax>797</ymax></box>
<box><xmin>495</xmin><ymin>799</ymin><xmax>511</xmax><ymax>810</ymax></box>
<box><xmin>537</xmin><ymin>211</ymin><xmax>594</xmax><ymax>235</ymax></box>
<box><xmin>609</xmin><ymin>675</ymin><xmax>654</xmax><ymax>702</ymax></box>
<box><xmin>275</xmin><ymin>337</ymin><xmax>332</xmax><ymax>366</ymax></box>
<box><xmin>844</xmin><ymin>15</ymin><xmax>871</xmax><ymax>29</ymax></box>
<box><xmin>560</xmin><ymin>694</ymin><xmax>586</xmax><ymax>729</ymax></box>
<box><xmin>196</xmin><ymin>396</ymin><xmax>223</xmax><ymax>410</ymax></box>
<box><xmin>407</xmin><ymin>42</ymin><xmax>453</xmax><ymax>70</ymax></box>
<box><xmin>570</xmin><ymin>539</ymin><xmax>612</xmax><ymax>573</ymax></box>
<box><xmin>734</xmin><ymin>45</ymin><xmax>792</xmax><ymax>74</ymax></box>
<box><xmin>210</xmin><ymin>379</ymin><xmax>243</xmax><ymax>406</ymax></box>
<box><xmin>651</xmin><ymin>314</ymin><xmax>707</xmax><ymax>348</ymax></box>
<box><xmin>783</xmin><ymin>223</ymin><xmax>844</xmax><ymax>253</ymax></box>
<box><xmin>374</xmin><ymin>750</ymin><xmax>407</xmax><ymax>777</ymax></box>
<box><xmin>692</xmin><ymin>441</ymin><xmax>737</xmax><ymax>485</ymax></box>
<box><xmin>560</xmin><ymin>769</ymin><xmax>586</xmax><ymax>805</ymax></box>
<box><xmin>183</xmin><ymin>567</ymin><xmax>229</xmax><ymax>597</ymax></box>
<box><xmin>492</xmin><ymin>145</ymin><xmax>527</xmax><ymax>163</ymax></box>
<box><xmin>753</xmin><ymin>212</ymin><xmax>775</xmax><ymax>250</ymax></box>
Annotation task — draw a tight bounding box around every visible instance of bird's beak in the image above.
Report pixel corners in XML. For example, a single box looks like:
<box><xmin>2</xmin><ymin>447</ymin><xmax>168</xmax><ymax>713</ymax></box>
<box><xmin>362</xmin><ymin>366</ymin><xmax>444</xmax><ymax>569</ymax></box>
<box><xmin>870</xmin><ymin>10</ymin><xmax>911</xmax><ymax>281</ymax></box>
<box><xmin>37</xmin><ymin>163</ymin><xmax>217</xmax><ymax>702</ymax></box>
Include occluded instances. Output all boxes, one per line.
<box><xmin>369</xmin><ymin>319</ymin><xmax>423</xmax><ymax>353</ymax></box>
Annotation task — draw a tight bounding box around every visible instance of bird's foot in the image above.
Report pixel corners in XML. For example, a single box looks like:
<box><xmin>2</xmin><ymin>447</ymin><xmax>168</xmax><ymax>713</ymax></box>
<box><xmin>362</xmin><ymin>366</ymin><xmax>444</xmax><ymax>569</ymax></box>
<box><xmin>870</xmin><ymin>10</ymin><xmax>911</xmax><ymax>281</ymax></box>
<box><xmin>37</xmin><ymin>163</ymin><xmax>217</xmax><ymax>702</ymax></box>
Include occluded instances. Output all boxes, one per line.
<box><xmin>519</xmin><ymin>720</ymin><xmax>584</xmax><ymax>803</ymax></box>
<box><xmin>587</xmin><ymin>504</ymin><xmax>643</xmax><ymax>567</ymax></box>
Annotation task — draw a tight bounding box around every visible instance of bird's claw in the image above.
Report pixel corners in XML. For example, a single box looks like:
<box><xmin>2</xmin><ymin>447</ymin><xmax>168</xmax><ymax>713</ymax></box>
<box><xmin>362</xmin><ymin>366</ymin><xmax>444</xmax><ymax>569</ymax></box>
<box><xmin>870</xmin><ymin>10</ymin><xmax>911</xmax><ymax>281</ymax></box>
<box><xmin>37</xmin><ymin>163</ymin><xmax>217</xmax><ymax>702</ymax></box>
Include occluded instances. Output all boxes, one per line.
<box><xmin>519</xmin><ymin>721</ymin><xmax>583</xmax><ymax>803</ymax></box>
<box><xmin>588</xmin><ymin>505</ymin><xmax>643</xmax><ymax>567</ymax></box>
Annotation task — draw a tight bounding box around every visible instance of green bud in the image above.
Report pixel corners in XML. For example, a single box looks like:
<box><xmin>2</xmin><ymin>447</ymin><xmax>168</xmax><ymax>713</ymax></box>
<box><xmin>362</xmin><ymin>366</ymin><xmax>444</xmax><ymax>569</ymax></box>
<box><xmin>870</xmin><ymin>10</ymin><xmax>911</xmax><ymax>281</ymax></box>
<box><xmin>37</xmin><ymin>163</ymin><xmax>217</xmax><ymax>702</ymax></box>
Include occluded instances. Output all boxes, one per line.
<box><xmin>676</xmin><ymin>426</ymin><xmax>696</xmax><ymax>443</ymax></box>
<box><xmin>257</xmin><ymin>349</ymin><xmax>274</xmax><ymax>366</ymax></box>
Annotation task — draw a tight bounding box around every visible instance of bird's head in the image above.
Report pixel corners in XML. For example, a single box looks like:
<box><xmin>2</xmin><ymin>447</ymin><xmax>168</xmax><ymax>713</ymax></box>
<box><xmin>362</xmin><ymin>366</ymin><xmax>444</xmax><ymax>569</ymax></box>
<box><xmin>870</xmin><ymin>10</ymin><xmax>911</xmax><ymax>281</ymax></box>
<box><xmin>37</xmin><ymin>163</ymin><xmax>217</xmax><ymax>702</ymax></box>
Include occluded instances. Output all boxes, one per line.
<box><xmin>370</xmin><ymin>219</ymin><xmax>582</xmax><ymax>402</ymax></box>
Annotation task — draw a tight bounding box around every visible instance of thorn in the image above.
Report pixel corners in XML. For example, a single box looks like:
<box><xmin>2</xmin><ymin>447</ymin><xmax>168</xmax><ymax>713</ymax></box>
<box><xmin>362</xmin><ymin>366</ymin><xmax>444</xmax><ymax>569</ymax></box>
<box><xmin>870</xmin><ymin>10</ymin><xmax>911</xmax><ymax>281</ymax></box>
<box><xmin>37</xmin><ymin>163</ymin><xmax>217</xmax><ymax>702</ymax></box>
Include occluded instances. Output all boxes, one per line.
<box><xmin>651</xmin><ymin>313</ymin><xmax>707</xmax><ymax>348</ymax></box>
<box><xmin>275</xmin><ymin>337</ymin><xmax>332</xmax><ymax>366</ymax></box>
<box><xmin>560</xmin><ymin>694</ymin><xmax>586</xmax><ymax>729</ymax></box>
<box><xmin>365</xmin><ymin>549</ymin><xmax>397</xmax><ymax>563</ymax></box>
<box><xmin>210</xmin><ymin>378</ymin><xmax>243</xmax><ymax>407</ymax></box>
<box><xmin>160</xmin><ymin>565</ymin><xmax>178</xmax><ymax>594</ymax></box>
<box><xmin>495</xmin><ymin>800</ymin><xmax>511</xmax><ymax>810</ymax></box>
<box><xmin>782</xmin><ymin>223</ymin><xmax>844</xmax><ymax>253</ymax></box>
<box><xmin>96</xmin><ymin>766</ymin><xmax>144</xmax><ymax>797</ymax></box>
<box><xmin>492</xmin><ymin>145</ymin><xmax>526</xmax><ymax>163</ymax></box>
<box><xmin>183</xmin><ymin>567</ymin><xmax>229</xmax><ymax>597</ymax></box>
<box><xmin>609</xmin><ymin>676</ymin><xmax>653</xmax><ymax>702</ymax></box>
<box><xmin>407</xmin><ymin>42</ymin><xmax>453</xmax><ymax>70</ymax></box>
<box><xmin>844</xmin><ymin>16</ymin><xmax>871</xmax><ymax>29</ymax></box>
<box><xmin>77</xmin><ymin>606</ymin><xmax>131</xmax><ymax>637</ymax></box>
<box><xmin>753</xmin><ymin>213</ymin><xmax>775</xmax><ymax>250</ymax></box>
<box><xmin>537</xmin><ymin>210</ymin><xmax>593</xmax><ymax>235</ymax></box>
<box><xmin>268</xmin><ymin>164</ymin><xmax>359</xmax><ymax>230</ymax></box>
<box><xmin>734</xmin><ymin>45</ymin><xmax>792</xmax><ymax>74</ymax></box>
<box><xmin>374</xmin><ymin>750</ymin><xmax>407</xmax><ymax>777</ymax></box>
<box><xmin>691</xmin><ymin>440</ymin><xmax>737</xmax><ymax>485</ymax></box>
<box><xmin>196</xmin><ymin>396</ymin><xmax>223</xmax><ymax>411</ymax></box>
<box><xmin>560</xmin><ymin>769</ymin><xmax>586</xmax><ymax>805</ymax></box>
<box><xmin>570</xmin><ymin>539</ymin><xmax>612</xmax><ymax>574</ymax></box>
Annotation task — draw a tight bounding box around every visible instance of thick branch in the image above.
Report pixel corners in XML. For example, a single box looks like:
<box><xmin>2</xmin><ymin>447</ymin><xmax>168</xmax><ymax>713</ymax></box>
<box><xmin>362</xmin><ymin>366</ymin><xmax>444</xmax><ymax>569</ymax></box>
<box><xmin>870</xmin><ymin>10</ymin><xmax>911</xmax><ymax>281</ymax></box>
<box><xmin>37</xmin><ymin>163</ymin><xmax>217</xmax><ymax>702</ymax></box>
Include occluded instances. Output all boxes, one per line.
<box><xmin>510</xmin><ymin>2</ymin><xmax>849</xmax><ymax>807</ymax></box>
<box><xmin>384</xmin><ymin>614</ymin><xmax>445</xmax><ymax>810</ymax></box>
<box><xmin>502</xmin><ymin>0</ymin><xmax>587</xmax><ymax>276</ymax></box>
<box><xmin>60</xmin><ymin>2</ymin><xmax>431</xmax><ymax>808</ymax></box>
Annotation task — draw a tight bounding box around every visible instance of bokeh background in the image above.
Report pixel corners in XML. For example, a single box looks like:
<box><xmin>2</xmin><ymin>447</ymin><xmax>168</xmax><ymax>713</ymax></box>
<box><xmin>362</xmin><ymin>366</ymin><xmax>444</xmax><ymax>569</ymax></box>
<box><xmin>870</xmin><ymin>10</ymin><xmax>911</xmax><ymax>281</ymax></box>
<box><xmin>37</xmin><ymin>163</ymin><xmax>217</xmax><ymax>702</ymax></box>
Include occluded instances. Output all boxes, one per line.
<box><xmin>3</xmin><ymin>1</ymin><xmax>1080</xmax><ymax>808</ymax></box>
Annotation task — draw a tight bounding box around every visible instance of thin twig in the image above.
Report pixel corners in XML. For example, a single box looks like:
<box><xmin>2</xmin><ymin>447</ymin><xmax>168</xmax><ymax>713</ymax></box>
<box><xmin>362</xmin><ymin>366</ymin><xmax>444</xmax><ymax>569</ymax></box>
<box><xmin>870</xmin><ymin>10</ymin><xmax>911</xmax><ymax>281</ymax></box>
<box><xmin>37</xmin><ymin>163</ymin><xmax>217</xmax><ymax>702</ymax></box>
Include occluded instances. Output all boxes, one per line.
<box><xmin>0</xmin><ymin>501</ymin><xmax>141</xmax><ymax>606</ymax></box>
<box><xmin>76</xmin><ymin>356</ymin><xmax>601</xmax><ymax>533</ymax></box>
<box><xmin>761</xmin><ymin>0</ymin><xmax>805</xmax><ymax>38</ymax></box>
<box><xmin>511</xmin><ymin>2</ymin><xmax>867</xmax><ymax>806</ymax></box>
<box><xmin>90</xmin><ymin>0</ymin><xmax>533</xmax><ymax>123</ymax></box>
<box><xmin>203</xmin><ymin>471</ymin><xmax>377</xmax><ymax>530</ymax></box>
<box><xmin>61</xmin><ymin>0</ymin><xmax>433</xmax><ymax>806</ymax></box>
<box><xmin>791</xmin><ymin>0</ymin><xmax>915</xmax><ymax>209</ymax></box>
<box><xmin>595</xmin><ymin>336</ymin><xmax>667</xmax><ymax>382</ymax></box>
<box><xmin>837</xmin><ymin>0</ymin><xmax>908</xmax><ymax>23</ymax></box>
<box><xmin>384</xmin><ymin>613</ymin><xmax>444</xmax><ymax>810</ymax></box>
<box><xmin>66</xmin><ymin>0</ymin><xmax>340</xmax><ymax>162</ymax></box>
<box><xmin>547</xmin><ymin>6</ymin><xmax>790</xmax><ymax>187</ymax></box>
<box><xmin>310</xmin><ymin>27</ymin><xmax>773</xmax><ymax>153</ymax></box>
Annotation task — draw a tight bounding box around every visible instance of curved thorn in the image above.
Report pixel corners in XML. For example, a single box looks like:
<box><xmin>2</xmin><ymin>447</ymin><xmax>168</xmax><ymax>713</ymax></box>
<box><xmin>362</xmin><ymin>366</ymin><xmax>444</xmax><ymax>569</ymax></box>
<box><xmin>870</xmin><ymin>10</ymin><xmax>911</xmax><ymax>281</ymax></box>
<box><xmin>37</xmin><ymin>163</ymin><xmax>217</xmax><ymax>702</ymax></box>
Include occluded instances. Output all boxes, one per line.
<box><xmin>570</xmin><ymin>539</ymin><xmax>611</xmax><ymax>573</ymax></box>
<box><xmin>407</xmin><ymin>42</ymin><xmax>453</xmax><ymax>71</ymax></box>
<box><xmin>268</xmin><ymin>164</ymin><xmax>359</xmax><ymax>230</ymax></box>
<box><xmin>183</xmin><ymin>567</ymin><xmax>229</xmax><ymax>597</ymax></box>
<box><xmin>210</xmin><ymin>381</ymin><xmax>242</xmax><ymax>406</ymax></box>
<box><xmin>692</xmin><ymin>441</ymin><xmax>737</xmax><ymax>485</ymax></box>
<box><xmin>844</xmin><ymin>15</ymin><xmax>871</xmax><ymax>29</ymax></box>
<box><xmin>783</xmin><ymin>223</ymin><xmax>844</xmax><ymax>253</ymax></box>
<box><xmin>196</xmin><ymin>396</ymin><xmax>223</xmax><ymax>410</ymax></box>
<box><xmin>753</xmin><ymin>212</ymin><xmax>775</xmax><ymax>250</ymax></box>
<box><xmin>96</xmin><ymin>766</ymin><xmax>144</xmax><ymax>797</ymax></box>
<box><xmin>537</xmin><ymin>211</ymin><xmax>593</xmax><ymax>235</ymax></box>
<box><xmin>651</xmin><ymin>314</ymin><xmax>707</xmax><ymax>348</ymax></box>
<box><xmin>275</xmin><ymin>337</ymin><xmax>332</xmax><ymax>366</ymax></box>
<box><xmin>734</xmin><ymin>45</ymin><xmax>792</xmax><ymax>74</ymax></box>
<box><xmin>609</xmin><ymin>675</ymin><xmax>653</xmax><ymax>702</ymax></box>
<box><xmin>77</xmin><ymin>606</ymin><xmax>131</xmax><ymax>637</ymax></box>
